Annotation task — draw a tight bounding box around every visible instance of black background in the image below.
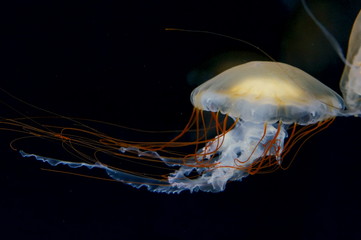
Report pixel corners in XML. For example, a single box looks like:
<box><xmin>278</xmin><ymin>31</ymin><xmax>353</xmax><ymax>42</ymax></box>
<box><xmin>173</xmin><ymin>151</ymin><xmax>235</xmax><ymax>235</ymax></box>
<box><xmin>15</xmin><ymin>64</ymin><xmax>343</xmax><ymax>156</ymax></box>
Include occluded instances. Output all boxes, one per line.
<box><xmin>1</xmin><ymin>0</ymin><xmax>361</xmax><ymax>239</ymax></box>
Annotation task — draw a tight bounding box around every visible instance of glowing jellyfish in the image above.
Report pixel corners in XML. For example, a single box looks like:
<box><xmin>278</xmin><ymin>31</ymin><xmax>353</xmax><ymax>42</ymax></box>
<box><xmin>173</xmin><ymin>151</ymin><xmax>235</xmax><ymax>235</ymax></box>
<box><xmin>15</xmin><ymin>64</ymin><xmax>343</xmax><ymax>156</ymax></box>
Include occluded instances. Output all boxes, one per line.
<box><xmin>8</xmin><ymin>8</ymin><xmax>361</xmax><ymax>193</ymax></box>
<box><xmin>340</xmin><ymin>10</ymin><xmax>361</xmax><ymax>113</ymax></box>
<box><xmin>168</xmin><ymin>61</ymin><xmax>343</xmax><ymax>192</ymax></box>
<box><xmin>302</xmin><ymin>0</ymin><xmax>361</xmax><ymax>113</ymax></box>
<box><xmin>17</xmin><ymin>61</ymin><xmax>343</xmax><ymax>193</ymax></box>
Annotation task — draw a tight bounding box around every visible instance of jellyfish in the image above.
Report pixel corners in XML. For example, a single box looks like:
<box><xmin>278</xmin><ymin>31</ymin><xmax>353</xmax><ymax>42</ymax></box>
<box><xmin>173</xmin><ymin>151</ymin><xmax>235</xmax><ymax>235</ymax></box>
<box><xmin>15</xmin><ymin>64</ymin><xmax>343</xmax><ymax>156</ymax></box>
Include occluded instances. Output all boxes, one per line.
<box><xmin>340</xmin><ymin>10</ymin><xmax>361</xmax><ymax>113</ymax></box>
<box><xmin>5</xmin><ymin>7</ymin><xmax>361</xmax><ymax>193</ymax></box>
<box><xmin>14</xmin><ymin>61</ymin><xmax>343</xmax><ymax>193</ymax></box>
<box><xmin>301</xmin><ymin>0</ymin><xmax>361</xmax><ymax>113</ymax></box>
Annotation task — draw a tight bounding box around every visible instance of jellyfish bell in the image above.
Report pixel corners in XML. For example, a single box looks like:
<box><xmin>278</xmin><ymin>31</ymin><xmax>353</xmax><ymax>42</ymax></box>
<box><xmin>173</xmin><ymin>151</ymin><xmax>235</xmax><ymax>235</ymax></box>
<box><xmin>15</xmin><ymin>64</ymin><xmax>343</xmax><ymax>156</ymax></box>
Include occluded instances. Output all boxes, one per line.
<box><xmin>191</xmin><ymin>61</ymin><xmax>344</xmax><ymax>124</ymax></box>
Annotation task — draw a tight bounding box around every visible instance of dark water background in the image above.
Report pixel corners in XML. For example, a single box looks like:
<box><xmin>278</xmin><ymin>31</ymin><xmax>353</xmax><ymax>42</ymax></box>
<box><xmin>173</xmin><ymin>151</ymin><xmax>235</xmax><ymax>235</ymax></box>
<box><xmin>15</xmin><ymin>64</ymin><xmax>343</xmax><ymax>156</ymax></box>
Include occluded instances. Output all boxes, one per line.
<box><xmin>1</xmin><ymin>0</ymin><xmax>361</xmax><ymax>239</ymax></box>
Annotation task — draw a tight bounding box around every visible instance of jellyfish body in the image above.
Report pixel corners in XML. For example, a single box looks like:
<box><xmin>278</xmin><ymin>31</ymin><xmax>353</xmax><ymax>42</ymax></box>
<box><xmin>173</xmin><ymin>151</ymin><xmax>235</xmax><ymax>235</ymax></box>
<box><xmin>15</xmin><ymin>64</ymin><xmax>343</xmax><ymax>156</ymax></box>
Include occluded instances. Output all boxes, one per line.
<box><xmin>13</xmin><ymin>10</ymin><xmax>361</xmax><ymax>193</ymax></box>
<box><xmin>19</xmin><ymin>61</ymin><xmax>344</xmax><ymax>193</ymax></box>
<box><xmin>162</xmin><ymin>61</ymin><xmax>343</xmax><ymax>192</ymax></box>
<box><xmin>340</xmin><ymin>10</ymin><xmax>361</xmax><ymax>112</ymax></box>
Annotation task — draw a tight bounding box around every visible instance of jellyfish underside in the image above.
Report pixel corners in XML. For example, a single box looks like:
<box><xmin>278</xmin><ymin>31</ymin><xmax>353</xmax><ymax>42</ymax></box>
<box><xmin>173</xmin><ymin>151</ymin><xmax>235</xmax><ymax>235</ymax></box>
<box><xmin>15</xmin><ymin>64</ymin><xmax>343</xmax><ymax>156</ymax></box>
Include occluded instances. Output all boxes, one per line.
<box><xmin>13</xmin><ymin>61</ymin><xmax>343</xmax><ymax>193</ymax></box>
